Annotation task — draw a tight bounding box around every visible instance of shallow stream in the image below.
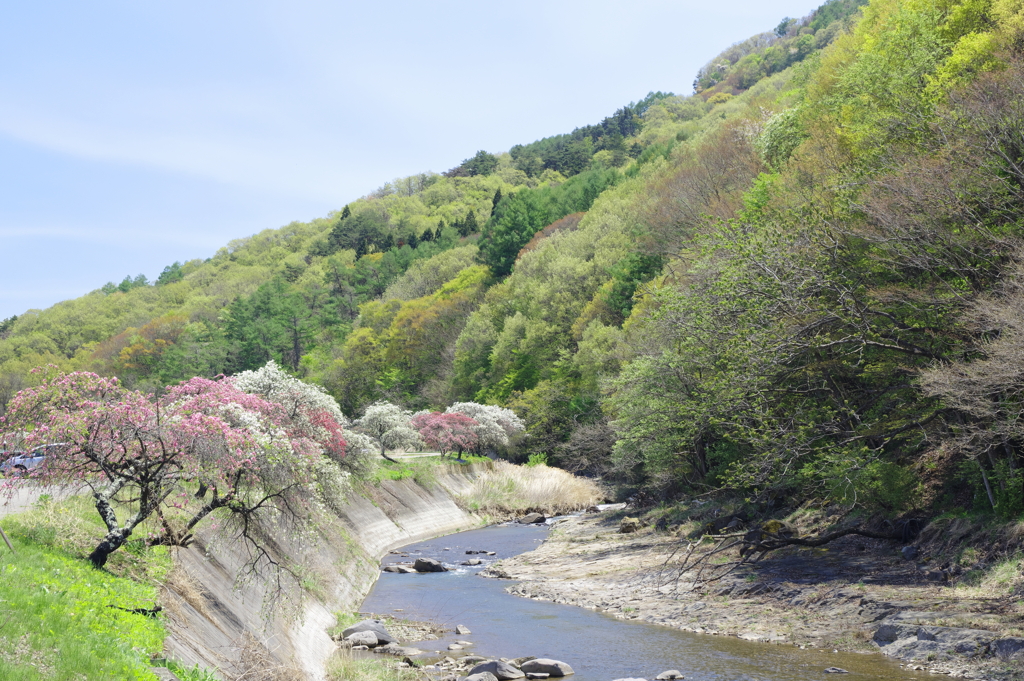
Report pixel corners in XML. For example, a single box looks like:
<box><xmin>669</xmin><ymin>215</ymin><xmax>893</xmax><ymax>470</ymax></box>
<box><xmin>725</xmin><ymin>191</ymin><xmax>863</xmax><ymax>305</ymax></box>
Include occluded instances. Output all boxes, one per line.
<box><xmin>361</xmin><ymin>523</ymin><xmax>925</xmax><ymax>681</ymax></box>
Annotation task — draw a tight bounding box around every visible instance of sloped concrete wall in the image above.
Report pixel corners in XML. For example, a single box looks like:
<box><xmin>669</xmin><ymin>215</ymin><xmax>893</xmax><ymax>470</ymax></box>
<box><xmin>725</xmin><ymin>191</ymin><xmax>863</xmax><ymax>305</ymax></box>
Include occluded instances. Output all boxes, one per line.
<box><xmin>161</xmin><ymin>463</ymin><xmax>490</xmax><ymax>680</ymax></box>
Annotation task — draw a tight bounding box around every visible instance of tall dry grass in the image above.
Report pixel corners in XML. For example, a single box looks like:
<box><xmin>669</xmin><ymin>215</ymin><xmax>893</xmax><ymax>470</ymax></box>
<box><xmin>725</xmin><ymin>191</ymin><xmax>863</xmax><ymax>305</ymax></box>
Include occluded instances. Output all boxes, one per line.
<box><xmin>457</xmin><ymin>461</ymin><xmax>603</xmax><ymax>516</ymax></box>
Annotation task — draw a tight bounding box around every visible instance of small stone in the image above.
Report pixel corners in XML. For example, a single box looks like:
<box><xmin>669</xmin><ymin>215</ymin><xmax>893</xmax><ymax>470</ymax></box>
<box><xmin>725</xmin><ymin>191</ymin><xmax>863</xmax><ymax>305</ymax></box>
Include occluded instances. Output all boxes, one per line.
<box><xmin>456</xmin><ymin>625</ymin><xmax>472</xmax><ymax>635</ymax></box>
<box><xmin>462</xmin><ymin>559</ymin><xmax>483</xmax><ymax>566</ymax></box>
<box><xmin>460</xmin><ymin>673</ymin><xmax>500</xmax><ymax>681</ymax></box>
<box><xmin>901</xmin><ymin>546</ymin><xmax>919</xmax><ymax>560</ymax></box>
<box><xmin>449</xmin><ymin>645</ymin><xmax>464</xmax><ymax>651</ymax></box>
<box><xmin>656</xmin><ymin>671</ymin><xmax>684</xmax><ymax>680</ymax></box>
<box><xmin>620</xmin><ymin>517</ymin><xmax>641</xmax><ymax>533</ymax></box>
<box><xmin>352</xmin><ymin>645</ymin><xmax>369</xmax><ymax>651</ymax></box>
<box><xmin>486</xmin><ymin>551</ymin><xmax>496</xmax><ymax>556</ymax></box>
<box><xmin>526</xmin><ymin>675</ymin><xmax>549</xmax><ymax>680</ymax></box>
<box><xmin>383</xmin><ymin>565</ymin><xmax>404</xmax><ymax>573</ymax></box>
<box><xmin>824</xmin><ymin>669</ymin><xmax>849</xmax><ymax>674</ymax></box>
<box><xmin>456</xmin><ymin>640</ymin><xmax>473</xmax><ymax>646</ymax></box>
<box><xmin>519</xmin><ymin>512</ymin><xmax>546</xmax><ymax>524</ymax></box>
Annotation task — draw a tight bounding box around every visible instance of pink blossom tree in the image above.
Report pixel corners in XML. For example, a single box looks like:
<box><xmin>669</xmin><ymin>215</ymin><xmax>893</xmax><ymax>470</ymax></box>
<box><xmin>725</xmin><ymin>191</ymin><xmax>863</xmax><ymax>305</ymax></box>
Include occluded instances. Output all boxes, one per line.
<box><xmin>411</xmin><ymin>412</ymin><xmax>479</xmax><ymax>460</ymax></box>
<box><xmin>0</xmin><ymin>369</ymin><xmax>343</xmax><ymax>569</ymax></box>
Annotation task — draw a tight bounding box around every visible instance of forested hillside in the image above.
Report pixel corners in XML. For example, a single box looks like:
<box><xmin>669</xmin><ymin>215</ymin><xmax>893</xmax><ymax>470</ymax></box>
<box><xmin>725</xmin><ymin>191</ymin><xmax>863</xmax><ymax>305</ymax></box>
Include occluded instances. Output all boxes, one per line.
<box><xmin>6</xmin><ymin>0</ymin><xmax>1024</xmax><ymax>519</ymax></box>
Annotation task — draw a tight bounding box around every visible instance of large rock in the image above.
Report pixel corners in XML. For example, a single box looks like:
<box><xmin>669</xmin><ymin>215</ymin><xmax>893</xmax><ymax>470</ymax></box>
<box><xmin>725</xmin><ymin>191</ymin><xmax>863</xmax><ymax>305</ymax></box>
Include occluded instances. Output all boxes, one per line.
<box><xmin>460</xmin><ymin>674</ymin><xmax>499</xmax><ymax>681</ymax></box>
<box><xmin>341</xmin><ymin>619</ymin><xmax>398</xmax><ymax>645</ymax></box>
<box><xmin>519</xmin><ymin>513</ymin><xmax>546</xmax><ymax>524</ymax></box>
<box><xmin>456</xmin><ymin>624</ymin><xmax>472</xmax><ymax>635</ymax></box>
<box><xmin>345</xmin><ymin>630</ymin><xmax>378</xmax><ymax>647</ymax></box>
<box><xmin>415</xmin><ymin>557</ymin><xmax>448</xmax><ymax>572</ymax></box>
<box><xmin>469</xmin><ymin>660</ymin><xmax>525</xmax><ymax>680</ymax></box>
<box><xmin>992</xmin><ymin>637</ymin><xmax>1024</xmax><ymax>660</ymax></box>
<box><xmin>656</xmin><ymin>672</ymin><xmax>684</xmax><ymax>680</ymax></box>
<box><xmin>462</xmin><ymin>559</ymin><xmax>483</xmax><ymax>566</ymax></box>
<box><xmin>521</xmin><ymin>659</ymin><xmax>574</xmax><ymax>677</ymax></box>
<box><xmin>873</xmin><ymin>623</ymin><xmax>994</xmax><ymax>660</ymax></box>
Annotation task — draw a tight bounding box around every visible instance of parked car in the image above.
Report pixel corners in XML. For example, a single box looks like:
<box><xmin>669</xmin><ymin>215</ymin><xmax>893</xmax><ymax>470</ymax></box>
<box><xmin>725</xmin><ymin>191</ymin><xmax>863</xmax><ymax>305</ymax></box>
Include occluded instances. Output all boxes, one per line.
<box><xmin>0</xmin><ymin>443</ymin><xmax>64</xmax><ymax>476</ymax></box>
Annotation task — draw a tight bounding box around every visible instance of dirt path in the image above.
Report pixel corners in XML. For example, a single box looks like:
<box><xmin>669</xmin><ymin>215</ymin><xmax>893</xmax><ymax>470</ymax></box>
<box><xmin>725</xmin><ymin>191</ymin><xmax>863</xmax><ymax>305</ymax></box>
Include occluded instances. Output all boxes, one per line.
<box><xmin>484</xmin><ymin>510</ymin><xmax>1024</xmax><ymax>680</ymax></box>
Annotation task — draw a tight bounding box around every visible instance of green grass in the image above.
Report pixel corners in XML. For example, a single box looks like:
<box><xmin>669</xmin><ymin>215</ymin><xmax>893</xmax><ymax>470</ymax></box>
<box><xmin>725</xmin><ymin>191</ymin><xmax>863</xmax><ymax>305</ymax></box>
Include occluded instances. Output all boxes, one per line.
<box><xmin>325</xmin><ymin>651</ymin><xmax>418</xmax><ymax>681</ymax></box>
<box><xmin>0</xmin><ymin>494</ymin><xmax>225</xmax><ymax>681</ymax></box>
<box><xmin>367</xmin><ymin>454</ymin><xmax>490</xmax><ymax>488</ymax></box>
<box><xmin>0</xmin><ymin>531</ymin><xmax>165</xmax><ymax>680</ymax></box>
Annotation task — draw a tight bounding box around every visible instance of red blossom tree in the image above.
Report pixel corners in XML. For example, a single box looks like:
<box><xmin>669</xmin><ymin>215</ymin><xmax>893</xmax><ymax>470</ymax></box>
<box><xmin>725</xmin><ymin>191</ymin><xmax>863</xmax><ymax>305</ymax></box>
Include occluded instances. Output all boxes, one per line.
<box><xmin>411</xmin><ymin>411</ymin><xmax>479</xmax><ymax>460</ymax></box>
<box><xmin>0</xmin><ymin>369</ymin><xmax>345</xmax><ymax>569</ymax></box>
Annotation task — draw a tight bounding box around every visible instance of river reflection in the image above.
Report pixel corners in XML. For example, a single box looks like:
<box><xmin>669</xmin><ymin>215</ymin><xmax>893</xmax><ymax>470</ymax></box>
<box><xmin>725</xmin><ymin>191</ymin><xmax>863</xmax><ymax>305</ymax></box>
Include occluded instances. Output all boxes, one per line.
<box><xmin>361</xmin><ymin>523</ymin><xmax>924</xmax><ymax>681</ymax></box>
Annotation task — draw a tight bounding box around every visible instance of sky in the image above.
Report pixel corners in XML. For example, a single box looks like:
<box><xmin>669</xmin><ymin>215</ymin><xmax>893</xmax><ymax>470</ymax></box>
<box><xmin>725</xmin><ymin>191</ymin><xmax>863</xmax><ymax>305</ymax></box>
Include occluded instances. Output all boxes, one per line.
<box><xmin>0</xmin><ymin>0</ymin><xmax>819</xmax><ymax>321</ymax></box>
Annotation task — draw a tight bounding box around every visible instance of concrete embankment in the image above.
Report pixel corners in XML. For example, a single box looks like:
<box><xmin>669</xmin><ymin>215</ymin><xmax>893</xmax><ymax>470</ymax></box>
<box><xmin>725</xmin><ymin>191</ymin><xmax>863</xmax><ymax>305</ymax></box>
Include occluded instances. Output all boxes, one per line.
<box><xmin>161</xmin><ymin>463</ymin><xmax>491</xmax><ymax>680</ymax></box>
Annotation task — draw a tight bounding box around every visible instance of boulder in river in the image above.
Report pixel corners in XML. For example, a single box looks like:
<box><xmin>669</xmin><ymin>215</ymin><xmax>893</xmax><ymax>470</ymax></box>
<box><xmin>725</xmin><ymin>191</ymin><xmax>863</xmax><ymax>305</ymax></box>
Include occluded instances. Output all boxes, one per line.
<box><xmin>415</xmin><ymin>557</ymin><xmax>448</xmax><ymax>572</ymax></box>
<box><xmin>345</xmin><ymin>631</ymin><xmax>378</xmax><ymax>647</ymax></box>
<box><xmin>823</xmin><ymin>668</ymin><xmax>849</xmax><ymax>674</ymax></box>
<box><xmin>519</xmin><ymin>513</ymin><xmax>546</xmax><ymax>524</ymax></box>
<box><xmin>526</xmin><ymin>675</ymin><xmax>549</xmax><ymax>680</ymax></box>
<box><xmin>462</xmin><ymin>559</ymin><xmax>482</xmax><ymax>566</ymax></box>
<box><xmin>619</xmin><ymin>517</ymin><xmax>641</xmax><ymax>533</ymax></box>
<box><xmin>655</xmin><ymin>672</ymin><xmax>684</xmax><ymax>680</ymax></box>
<box><xmin>456</xmin><ymin>624</ymin><xmax>472</xmax><ymax>635</ymax></box>
<box><xmin>469</xmin><ymin>660</ymin><xmax>526</xmax><ymax>680</ymax></box>
<box><xmin>341</xmin><ymin>619</ymin><xmax>397</xmax><ymax>645</ymax></box>
<box><xmin>383</xmin><ymin>565</ymin><xmax>405</xmax><ymax>573</ymax></box>
<box><xmin>520</xmin><ymin>659</ymin><xmax>574</xmax><ymax>677</ymax></box>
<box><xmin>460</xmin><ymin>673</ymin><xmax>499</xmax><ymax>681</ymax></box>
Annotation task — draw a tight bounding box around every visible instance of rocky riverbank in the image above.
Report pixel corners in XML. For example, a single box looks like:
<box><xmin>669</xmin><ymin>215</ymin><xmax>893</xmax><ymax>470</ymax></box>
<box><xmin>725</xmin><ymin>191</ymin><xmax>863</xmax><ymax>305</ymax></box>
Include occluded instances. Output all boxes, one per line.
<box><xmin>483</xmin><ymin>509</ymin><xmax>1024</xmax><ymax>680</ymax></box>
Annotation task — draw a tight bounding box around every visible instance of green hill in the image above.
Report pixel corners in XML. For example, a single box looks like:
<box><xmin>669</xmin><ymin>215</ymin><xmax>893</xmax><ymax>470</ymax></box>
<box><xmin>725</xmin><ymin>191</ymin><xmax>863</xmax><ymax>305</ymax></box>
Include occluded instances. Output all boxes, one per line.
<box><xmin>5</xmin><ymin>0</ymin><xmax>1024</xmax><ymax>518</ymax></box>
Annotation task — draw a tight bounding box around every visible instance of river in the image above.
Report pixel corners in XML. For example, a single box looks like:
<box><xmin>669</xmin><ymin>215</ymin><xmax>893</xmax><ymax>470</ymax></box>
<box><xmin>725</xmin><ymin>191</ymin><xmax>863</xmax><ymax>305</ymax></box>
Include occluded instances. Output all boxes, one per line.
<box><xmin>361</xmin><ymin>523</ymin><xmax>926</xmax><ymax>681</ymax></box>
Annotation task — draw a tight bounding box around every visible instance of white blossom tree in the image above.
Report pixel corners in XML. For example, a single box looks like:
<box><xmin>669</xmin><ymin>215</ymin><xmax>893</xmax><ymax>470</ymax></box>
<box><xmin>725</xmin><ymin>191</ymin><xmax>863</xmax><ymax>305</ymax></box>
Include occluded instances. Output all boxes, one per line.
<box><xmin>233</xmin><ymin>360</ymin><xmax>348</xmax><ymax>463</ymax></box>
<box><xmin>354</xmin><ymin>401</ymin><xmax>422</xmax><ymax>462</ymax></box>
<box><xmin>445</xmin><ymin>402</ymin><xmax>525</xmax><ymax>454</ymax></box>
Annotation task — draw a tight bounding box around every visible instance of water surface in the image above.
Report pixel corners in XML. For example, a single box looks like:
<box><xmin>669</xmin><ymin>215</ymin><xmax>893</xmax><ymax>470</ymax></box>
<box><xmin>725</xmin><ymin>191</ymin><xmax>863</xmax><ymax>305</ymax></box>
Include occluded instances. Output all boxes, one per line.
<box><xmin>362</xmin><ymin>523</ymin><xmax>924</xmax><ymax>681</ymax></box>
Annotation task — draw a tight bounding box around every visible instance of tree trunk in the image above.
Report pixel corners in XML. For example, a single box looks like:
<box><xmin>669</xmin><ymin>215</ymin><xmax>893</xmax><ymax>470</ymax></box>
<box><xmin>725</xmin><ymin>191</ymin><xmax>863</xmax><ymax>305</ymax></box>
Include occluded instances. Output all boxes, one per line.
<box><xmin>89</xmin><ymin>528</ymin><xmax>130</xmax><ymax>568</ymax></box>
<box><xmin>379</xmin><ymin>441</ymin><xmax>398</xmax><ymax>463</ymax></box>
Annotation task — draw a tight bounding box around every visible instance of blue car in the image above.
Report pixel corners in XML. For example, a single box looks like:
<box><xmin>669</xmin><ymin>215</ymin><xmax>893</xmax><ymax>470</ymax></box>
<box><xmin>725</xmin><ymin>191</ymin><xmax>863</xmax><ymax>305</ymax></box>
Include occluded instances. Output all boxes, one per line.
<box><xmin>0</xmin><ymin>443</ymin><xmax>63</xmax><ymax>476</ymax></box>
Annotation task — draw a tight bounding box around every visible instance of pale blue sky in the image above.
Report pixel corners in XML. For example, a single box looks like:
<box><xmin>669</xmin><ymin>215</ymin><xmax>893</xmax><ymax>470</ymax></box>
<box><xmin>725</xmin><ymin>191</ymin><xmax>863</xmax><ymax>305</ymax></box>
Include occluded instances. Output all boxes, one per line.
<box><xmin>0</xmin><ymin>0</ymin><xmax>818</xmax><ymax>320</ymax></box>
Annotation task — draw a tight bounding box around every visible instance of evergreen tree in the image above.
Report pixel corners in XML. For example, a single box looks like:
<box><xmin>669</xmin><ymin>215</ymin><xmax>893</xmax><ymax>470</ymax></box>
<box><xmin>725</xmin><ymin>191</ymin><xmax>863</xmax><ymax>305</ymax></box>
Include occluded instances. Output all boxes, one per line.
<box><xmin>407</xmin><ymin>231</ymin><xmax>419</xmax><ymax>249</ymax></box>
<box><xmin>492</xmin><ymin>188</ymin><xmax>503</xmax><ymax>211</ymax></box>
<box><xmin>421</xmin><ymin>228</ymin><xmax>434</xmax><ymax>242</ymax></box>
<box><xmin>463</xmin><ymin>211</ymin><xmax>479</xmax><ymax>236</ymax></box>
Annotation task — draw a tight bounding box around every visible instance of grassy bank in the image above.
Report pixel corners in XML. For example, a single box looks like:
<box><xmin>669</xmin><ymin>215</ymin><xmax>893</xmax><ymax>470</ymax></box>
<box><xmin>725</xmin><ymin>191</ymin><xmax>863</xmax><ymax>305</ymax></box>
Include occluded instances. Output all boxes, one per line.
<box><xmin>0</xmin><ymin>496</ymin><xmax>168</xmax><ymax>680</ymax></box>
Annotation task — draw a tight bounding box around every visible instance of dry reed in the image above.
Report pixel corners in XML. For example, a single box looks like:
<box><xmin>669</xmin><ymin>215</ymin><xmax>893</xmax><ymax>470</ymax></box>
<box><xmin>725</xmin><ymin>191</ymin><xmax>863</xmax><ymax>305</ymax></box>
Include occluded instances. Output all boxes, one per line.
<box><xmin>457</xmin><ymin>461</ymin><xmax>602</xmax><ymax>516</ymax></box>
